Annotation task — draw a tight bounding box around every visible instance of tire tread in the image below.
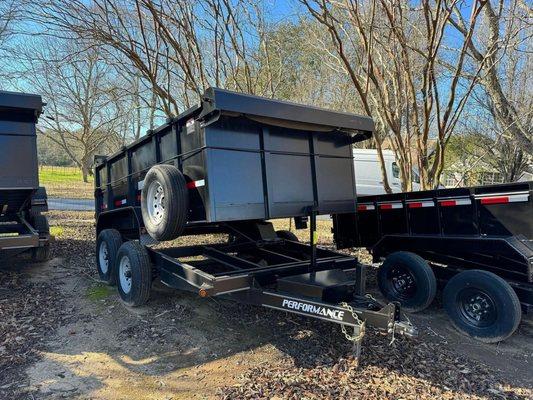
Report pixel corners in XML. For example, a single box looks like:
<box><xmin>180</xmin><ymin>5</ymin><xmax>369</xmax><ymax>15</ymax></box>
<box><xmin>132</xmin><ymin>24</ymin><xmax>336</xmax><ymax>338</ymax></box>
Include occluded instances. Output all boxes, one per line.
<box><xmin>443</xmin><ymin>269</ymin><xmax>521</xmax><ymax>343</ymax></box>
<box><xmin>378</xmin><ymin>251</ymin><xmax>437</xmax><ymax>312</ymax></box>
<box><xmin>141</xmin><ymin>164</ymin><xmax>188</xmax><ymax>241</ymax></box>
<box><xmin>116</xmin><ymin>241</ymin><xmax>152</xmax><ymax>307</ymax></box>
<box><xmin>96</xmin><ymin>229</ymin><xmax>123</xmax><ymax>285</ymax></box>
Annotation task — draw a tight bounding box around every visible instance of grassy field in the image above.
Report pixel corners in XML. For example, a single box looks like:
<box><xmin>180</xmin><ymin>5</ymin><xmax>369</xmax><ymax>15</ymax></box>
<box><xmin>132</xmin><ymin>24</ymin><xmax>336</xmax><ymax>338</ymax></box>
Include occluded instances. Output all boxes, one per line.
<box><xmin>39</xmin><ymin>165</ymin><xmax>94</xmax><ymax>199</ymax></box>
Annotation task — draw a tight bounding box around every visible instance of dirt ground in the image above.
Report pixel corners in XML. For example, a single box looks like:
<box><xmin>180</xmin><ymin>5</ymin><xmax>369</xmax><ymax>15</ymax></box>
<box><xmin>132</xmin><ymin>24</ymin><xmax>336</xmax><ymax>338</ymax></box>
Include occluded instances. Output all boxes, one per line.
<box><xmin>0</xmin><ymin>211</ymin><xmax>531</xmax><ymax>399</ymax></box>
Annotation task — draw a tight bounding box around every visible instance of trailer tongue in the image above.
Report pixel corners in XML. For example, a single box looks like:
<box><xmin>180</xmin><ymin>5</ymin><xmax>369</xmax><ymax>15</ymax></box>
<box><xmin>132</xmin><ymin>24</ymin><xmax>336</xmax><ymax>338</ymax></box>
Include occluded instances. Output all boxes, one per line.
<box><xmin>93</xmin><ymin>87</ymin><xmax>416</xmax><ymax>347</ymax></box>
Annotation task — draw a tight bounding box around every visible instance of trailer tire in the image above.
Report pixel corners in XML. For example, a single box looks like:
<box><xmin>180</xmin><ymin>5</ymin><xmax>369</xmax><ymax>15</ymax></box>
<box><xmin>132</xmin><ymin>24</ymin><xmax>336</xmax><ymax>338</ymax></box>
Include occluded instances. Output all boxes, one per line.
<box><xmin>96</xmin><ymin>229</ymin><xmax>123</xmax><ymax>285</ymax></box>
<box><xmin>31</xmin><ymin>214</ymin><xmax>50</xmax><ymax>262</ymax></box>
<box><xmin>276</xmin><ymin>230</ymin><xmax>299</xmax><ymax>242</ymax></box>
<box><xmin>32</xmin><ymin>213</ymin><xmax>50</xmax><ymax>234</ymax></box>
<box><xmin>141</xmin><ymin>165</ymin><xmax>188</xmax><ymax>241</ymax></box>
<box><xmin>443</xmin><ymin>270</ymin><xmax>521</xmax><ymax>343</ymax></box>
<box><xmin>115</xmin><ymin>241</ymin><xmax>152</xmax><ymax>307</ymax></box>
<box><xmin>378</xmin><ymin>251</ymin><xmax>436</xmax><ymax>312</ymax></box>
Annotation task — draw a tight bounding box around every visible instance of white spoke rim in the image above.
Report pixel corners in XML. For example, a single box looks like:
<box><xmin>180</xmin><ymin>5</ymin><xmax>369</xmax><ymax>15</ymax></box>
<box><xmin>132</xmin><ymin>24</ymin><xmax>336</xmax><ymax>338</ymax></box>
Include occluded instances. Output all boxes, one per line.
<box><xmin>99</xmin><ymin>241</ymin><xmax>109</xmax><ymax>274</ymax></box>
<box><xmin>147</xmin><ymin>181</ymin><xmax>165</xmax><ymax>225</ymax></box>
<box><xmin>119</xmin><ymin>255</ymin><xmax>132</xmax><ymax>294</ymax></box>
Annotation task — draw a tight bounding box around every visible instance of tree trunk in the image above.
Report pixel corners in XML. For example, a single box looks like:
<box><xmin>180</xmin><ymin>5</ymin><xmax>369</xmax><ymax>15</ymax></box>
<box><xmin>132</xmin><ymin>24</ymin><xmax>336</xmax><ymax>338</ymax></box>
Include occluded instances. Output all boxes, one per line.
<box><xmin>374</xmin><ymin>132</ymin><xmax>392</xmax><ymax>194</ymax></box>
<box><xmin>81</xmin><ymin>164</ymin><xmax>89</xmax><ymax>183</ymax></box>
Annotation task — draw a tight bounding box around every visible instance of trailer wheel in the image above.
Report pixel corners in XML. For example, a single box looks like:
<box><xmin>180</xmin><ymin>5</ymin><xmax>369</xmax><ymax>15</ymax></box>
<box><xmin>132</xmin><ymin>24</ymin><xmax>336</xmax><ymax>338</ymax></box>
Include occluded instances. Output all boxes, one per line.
<box><xmin>115</xmin><ymin>241</ymin><xmax>152</xmax><ymax>307</ymax></box>
<box><xmin>31</xmin><ymin>214</ymin><xmax>50</xmax><ymax>262</ymax></box>
<box><xmin>443</xmin><ymin>270</ymin><xmax>521</xmax><ymax>343</ymax></box>
<box><xmin>378</xmin><ymin>251</ymin><xmax>436</xmax><ymax>312</ymax></box>
<box><xmin>141</xmin><ymin>164</ymin><xmax>189</xmax><ymax>241</ymax></box>
<box><xmin>96</xmin><ymin>229</ymin><xmax>123</xmax><ymax>285</ymax></box>
<box><xmin>276</xmin><ymin>230</ymin><xmax>299</xmax><ymax>242</ymax></box>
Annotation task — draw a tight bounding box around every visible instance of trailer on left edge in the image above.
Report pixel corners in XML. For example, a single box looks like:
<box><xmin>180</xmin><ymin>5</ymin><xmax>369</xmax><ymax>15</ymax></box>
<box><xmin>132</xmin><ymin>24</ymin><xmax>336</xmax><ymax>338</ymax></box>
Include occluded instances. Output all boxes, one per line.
<box><xmin>0</xmin><ymin>90</ymin><xmax>50</xmax><ymax>262</ymax></box>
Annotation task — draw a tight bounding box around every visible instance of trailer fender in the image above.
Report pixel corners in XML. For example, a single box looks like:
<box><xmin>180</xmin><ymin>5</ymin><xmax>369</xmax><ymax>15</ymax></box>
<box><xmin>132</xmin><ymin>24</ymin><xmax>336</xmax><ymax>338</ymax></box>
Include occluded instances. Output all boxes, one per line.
<box><xmin>96</xmin><ymin>207</ymin><xmax>143</xmax><ymax>239</ymax></box>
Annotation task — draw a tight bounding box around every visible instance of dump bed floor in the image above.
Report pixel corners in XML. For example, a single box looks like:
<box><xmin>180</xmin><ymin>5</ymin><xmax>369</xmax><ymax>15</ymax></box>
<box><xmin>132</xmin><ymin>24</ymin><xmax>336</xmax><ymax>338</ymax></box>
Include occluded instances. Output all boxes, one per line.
<box><xmin>150</xmin><ymin>238</ymin><xmax>358</xmax><ymax>296</ymax></box>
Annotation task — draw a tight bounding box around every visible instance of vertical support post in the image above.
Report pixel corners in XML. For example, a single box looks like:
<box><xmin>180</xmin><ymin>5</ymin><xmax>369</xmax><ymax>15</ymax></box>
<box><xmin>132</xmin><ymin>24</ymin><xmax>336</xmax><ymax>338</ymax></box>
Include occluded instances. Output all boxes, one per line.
<box><xmin>174</xmin><ymin>122</ymin><xmax>182</xmax><ymax>170</ymax></box>
<box><xmin>154</xmin><ymin>132</ymin><xmax>161</xmax><ymax>163</ymax></box>
<box><xmin>309</xmin><ymin>206</ymin><xmax>317</xmax><ymax>277</ymax></box>
<box><xmin>106</xmin><ymin>162</ymin><xmax>112</xmax><ymax>211</ymax></box>
<box><xmin>354</xmin><ymin>263</ymin><xmax>366</xmax><ymax>296</ymax></box>
<box><xmin>126</xmin><ymin>149</ymin><xmax>134</xmax><ymax>205</ymax></box>
<box><xmin>259</xmin><ymin>127</ymin><xmax>270</xmax><ymax>219</ymax></box>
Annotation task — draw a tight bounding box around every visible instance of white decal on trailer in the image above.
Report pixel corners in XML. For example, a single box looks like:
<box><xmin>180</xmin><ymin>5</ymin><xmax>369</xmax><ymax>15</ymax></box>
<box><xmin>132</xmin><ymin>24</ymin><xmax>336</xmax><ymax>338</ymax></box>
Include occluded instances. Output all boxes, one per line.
<box><xmin>281</xmin><ymin>299</ymin><xmax>345</xmax><ymax>321</ymax></box>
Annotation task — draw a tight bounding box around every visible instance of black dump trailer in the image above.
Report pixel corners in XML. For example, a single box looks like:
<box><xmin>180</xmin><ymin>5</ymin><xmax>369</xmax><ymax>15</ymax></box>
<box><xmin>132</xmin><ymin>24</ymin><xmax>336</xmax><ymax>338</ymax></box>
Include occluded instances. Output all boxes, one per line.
<box><xmin>0</xmin><ymin>90</ymin><xmax>50</xmax><ymax>261</ymax></box>
<box><xmin>93</xmin><ymin>88</ymin><xmax>416</xmax><ymax>347</ymax></box>
<box><xmin>334</xmin><ymin>181</ymin><xmax>533</xmax><ymax>342</ymax></box>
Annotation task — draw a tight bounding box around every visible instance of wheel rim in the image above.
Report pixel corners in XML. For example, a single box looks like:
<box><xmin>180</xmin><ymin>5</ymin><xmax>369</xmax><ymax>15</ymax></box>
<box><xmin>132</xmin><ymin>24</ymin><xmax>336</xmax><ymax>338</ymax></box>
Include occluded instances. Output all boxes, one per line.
<box><xmin>146</xmin><ymin>180</ymin><xmax>165</xmax><ymax>224</ymax></box>
<box><xmin>119</xmin><ymin>255</ymin><xmax>133</xmax><ymax>294</ymax></box>
<box><xmin>387</xmin><ymin>265</ymin><xmax>417</xmax><ymax>301</ymax></box>
<box><xmin>457</xmin><ymin>288</ymin><xmax>497</xmax><ymax>327</ymax></box>
<box><xmin>99</xmin><ymin>241</ymin><xmax>109</xmax><ymax>274</ymax></box>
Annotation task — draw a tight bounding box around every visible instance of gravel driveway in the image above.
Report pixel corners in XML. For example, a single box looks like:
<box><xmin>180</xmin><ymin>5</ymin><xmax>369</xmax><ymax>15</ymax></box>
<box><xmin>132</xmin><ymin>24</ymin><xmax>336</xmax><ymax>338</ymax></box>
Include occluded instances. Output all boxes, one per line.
<box><xmin>0</xmin><ymin>211</ymin><xmax>531</xmax><ymax>399</ymax></box>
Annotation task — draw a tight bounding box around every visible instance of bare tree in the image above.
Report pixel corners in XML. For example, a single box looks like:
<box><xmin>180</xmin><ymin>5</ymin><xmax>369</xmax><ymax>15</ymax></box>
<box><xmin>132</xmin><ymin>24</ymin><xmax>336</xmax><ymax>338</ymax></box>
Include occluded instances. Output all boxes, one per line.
<box><xmin>0</xmin><ymin>0</ymin><xmax>19</xmax><ymax>46</ymax></box>
<box><xmin>20</xmin><ymin>39</ymin><xmax>128</xmax><ymax>181</ymax></box>
<box><xmin>447</xmin><ymin>0</ymin><xmax>532</xmax><ymax>155</ymax></box>
<box><xmin>0</xmin><ymin>0</ymin><xmax>22</xmax><ymax>82</ymax></box>
<box><xmin>30</xmin><ymin>0</ymin><xmax>285</xmax><ymax>116</ymax></box>
<box><xmin>300</xmin><ymin>0</ymin><xmax>490</xmax><ymax>191</ymax></box>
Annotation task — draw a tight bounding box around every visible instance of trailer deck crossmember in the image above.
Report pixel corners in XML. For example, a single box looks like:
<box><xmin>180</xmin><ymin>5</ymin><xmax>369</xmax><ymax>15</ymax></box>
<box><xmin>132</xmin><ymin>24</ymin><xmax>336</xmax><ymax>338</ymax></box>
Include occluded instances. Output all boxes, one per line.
<box><xmin>145</xmin><ymin>219</ymin><xmax>416</xmax><ymax>340</ymax></box>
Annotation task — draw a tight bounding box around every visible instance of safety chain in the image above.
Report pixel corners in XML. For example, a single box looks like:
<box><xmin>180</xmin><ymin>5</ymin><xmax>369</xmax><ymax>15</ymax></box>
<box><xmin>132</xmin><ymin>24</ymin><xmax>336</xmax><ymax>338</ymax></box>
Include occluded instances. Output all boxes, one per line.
<box><xmin>340</xmin><ymin>302</ymin><xmax>366</xmax><ymax>343</ymax></box>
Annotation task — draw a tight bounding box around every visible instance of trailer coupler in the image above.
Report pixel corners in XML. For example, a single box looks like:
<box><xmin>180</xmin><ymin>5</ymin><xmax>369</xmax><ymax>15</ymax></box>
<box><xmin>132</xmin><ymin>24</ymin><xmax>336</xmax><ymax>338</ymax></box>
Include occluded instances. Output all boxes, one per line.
<box><xmin>393</xmin><ymin>320</ymin><xmax>418</xmax><ymax>338</ymax></box>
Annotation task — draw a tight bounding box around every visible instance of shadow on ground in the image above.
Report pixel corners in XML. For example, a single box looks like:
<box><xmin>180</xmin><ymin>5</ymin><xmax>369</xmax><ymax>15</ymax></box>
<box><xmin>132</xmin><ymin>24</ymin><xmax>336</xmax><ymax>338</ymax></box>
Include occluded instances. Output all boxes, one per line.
<box><xmin>1</xmin><ymin>212</ymin><xmax>531</xmax><ymax>399</ymax></box>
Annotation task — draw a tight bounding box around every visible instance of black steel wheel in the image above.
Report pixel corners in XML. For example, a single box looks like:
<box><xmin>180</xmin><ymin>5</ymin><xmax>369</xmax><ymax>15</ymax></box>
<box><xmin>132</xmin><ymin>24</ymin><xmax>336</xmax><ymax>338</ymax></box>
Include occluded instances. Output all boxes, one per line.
<box><xmin>276</xmin><ymin>230</ymin><xmax>299</xmax><ymax>242</ymax></box>
<box><xmin>443</xmin><ymin>270</ymin><xmax>521</xmax><ymax>343</ymax></box>
<box><xmin>141</xmin><ymin>164</ymin><xmax>189</xmax><ymax>241</ymax></box>
<box><xmin>96</xmin><ymin>229</ymin><xmax>123</xmax><ymax>285</ymax></box>
<box><xmin>115</xmin><ymin>241</ymin><xmax>152</xmax><ymax>307</ymax></box>
<box><xmin>31</xmin><ymin>214</ymin><xmax>50</xmax><ymax>262</ymax></box>
<box><xmin>377</xmin><ymin>251</ymin><xmax>436</xmax><ymax>312</ymax></box>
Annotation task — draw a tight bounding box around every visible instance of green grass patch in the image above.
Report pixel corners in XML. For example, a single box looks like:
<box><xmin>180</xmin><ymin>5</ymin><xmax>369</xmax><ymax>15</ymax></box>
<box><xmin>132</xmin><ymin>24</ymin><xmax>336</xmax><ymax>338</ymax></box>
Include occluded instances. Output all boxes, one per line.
<box><xmin>39</xmin><ymin>165</ymin><xmax>94</xmax><ymax>199</ymax></box>
<box><xmin>86</xmin><ymin>282</ymin><xmax>114</xmax><ymax>301</ymax></box>
<box><xmin>50</xmin><ymin>226</ymin><xmax>64</xmax><ymax>238</ymax></box>
<box><xmin>39</xmin><ymin>166</ymin><xmax>93</xmax><ymax>184</ymax></box>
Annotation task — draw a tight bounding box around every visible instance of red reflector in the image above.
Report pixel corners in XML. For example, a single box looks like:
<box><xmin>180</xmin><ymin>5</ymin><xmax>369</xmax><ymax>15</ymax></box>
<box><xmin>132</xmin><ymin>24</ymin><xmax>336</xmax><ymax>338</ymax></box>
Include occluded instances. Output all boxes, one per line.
<box><xmin>439</xmin><ymin>200</ymin><xmax>456</xmax><ymax>207</ymax></box>
<box><xmin>380</xmin><ymin>204</ymin><xmax>393</xmax><ymax>210</ymax></box>
<box><xmin>480</xmin><ymin>196</ymin><xmax>509</xmax><ymax>205</ymax></box>
<box><xmin>186</xmin><ymin>181</ymin><xmax>196</xmax><ymax>189</ymax></box>
<box><xmin>408</xmin><ymin>202</ymin><xmax>422</xmax><ymax>208</ymax></box>
<box><xmin>357</xmin><ymin>205</ymin><xmax>366</xmax><ymax>211</ymax></box>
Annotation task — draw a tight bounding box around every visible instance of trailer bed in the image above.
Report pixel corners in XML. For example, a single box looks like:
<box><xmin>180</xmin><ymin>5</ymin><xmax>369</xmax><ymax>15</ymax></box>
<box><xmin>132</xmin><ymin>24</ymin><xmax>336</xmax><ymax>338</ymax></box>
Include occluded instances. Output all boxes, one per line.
<box><xmin>145</xmin><ymin>229</ymin><xmax>414</xmax><ymax>335</ymax></box>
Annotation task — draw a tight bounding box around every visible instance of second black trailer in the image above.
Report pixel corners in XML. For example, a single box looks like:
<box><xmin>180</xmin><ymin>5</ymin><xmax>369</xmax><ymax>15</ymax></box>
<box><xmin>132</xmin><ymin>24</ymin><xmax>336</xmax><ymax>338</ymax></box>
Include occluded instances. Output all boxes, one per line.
<box><xmin>334</xmin><ymin>181</ymin><xmax>533</xmax><ymax>343</ymax></box>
